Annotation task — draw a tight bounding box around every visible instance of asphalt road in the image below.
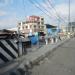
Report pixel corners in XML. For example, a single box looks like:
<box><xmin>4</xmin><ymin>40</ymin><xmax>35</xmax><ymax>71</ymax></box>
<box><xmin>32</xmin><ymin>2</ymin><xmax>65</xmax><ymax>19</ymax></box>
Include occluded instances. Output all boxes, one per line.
<box><xmin>32</xmin><ymin>37</ymin><xmax>75</xmax><ymax>75</ymax></box>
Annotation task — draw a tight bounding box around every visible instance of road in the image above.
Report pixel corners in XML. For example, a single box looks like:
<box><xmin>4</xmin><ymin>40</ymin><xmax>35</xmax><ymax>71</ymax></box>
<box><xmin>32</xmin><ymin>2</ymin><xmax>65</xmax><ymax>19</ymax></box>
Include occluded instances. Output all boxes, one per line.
<box><xmin>32</xmin><ymin>38</ymin><xmax>75</xmax><ymax>75</ymax></box>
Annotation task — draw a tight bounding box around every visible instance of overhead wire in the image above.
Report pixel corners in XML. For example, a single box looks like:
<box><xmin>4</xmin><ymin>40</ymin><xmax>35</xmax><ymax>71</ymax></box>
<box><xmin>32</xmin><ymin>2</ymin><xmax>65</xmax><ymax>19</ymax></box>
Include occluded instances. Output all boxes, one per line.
<box><xmin>33</xmin><ymin>0</ymin><xmax>53</xmax><ymax>16</ymax></box>
<box><xmin>28</xmin><ymin>0</ymin><xmax>55</xmax><ymax>19</ymax></box>
<box><xmin>34</xmin><ymin>0</ymin><xmax>65</xmax><ymax>22</ymax></box>
<box><xmin>22</xmin><ymin>0</ymin><xmax>26</xmax><ymax>20</ymax></box>
<box><xmin>42</xmin><ymin>0</ymin><xmax>60</xmax><ymax>21</ymax></box>
<box><xmin>47</xmin><ymin>0</ymin><xmax>66</xmax><ymax>23</ymax></box>
<box><xmin>42</xmin><ymin>0</ymin><xmax>66</xmax><ymax>23</ymax></box>
<box><xmin>34</xmin><ymin>0</ymin><xmax>63</xmax><ymax>22</ymax></box>
<box><xmin>29</xmin><ymin>0</ymin><xmax>66</xmax><ymax>24</ymax></box>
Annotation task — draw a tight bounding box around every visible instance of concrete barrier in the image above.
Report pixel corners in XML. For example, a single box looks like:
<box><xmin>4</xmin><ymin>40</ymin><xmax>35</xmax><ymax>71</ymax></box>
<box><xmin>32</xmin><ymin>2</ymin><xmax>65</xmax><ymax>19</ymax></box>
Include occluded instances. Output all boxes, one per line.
<box><xmin>1</xmin><ymin>38</ymin><xmax>70</xmax><ymax>75</ymax></box>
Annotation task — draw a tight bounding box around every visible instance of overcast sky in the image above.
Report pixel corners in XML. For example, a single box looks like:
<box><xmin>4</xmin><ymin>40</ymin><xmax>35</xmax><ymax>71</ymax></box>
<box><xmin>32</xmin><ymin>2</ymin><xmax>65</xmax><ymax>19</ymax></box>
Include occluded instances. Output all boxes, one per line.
<box><xmin>0</xmin><ymin>0</ymin><xmax>75</xmax><ymax>29</ymax></box>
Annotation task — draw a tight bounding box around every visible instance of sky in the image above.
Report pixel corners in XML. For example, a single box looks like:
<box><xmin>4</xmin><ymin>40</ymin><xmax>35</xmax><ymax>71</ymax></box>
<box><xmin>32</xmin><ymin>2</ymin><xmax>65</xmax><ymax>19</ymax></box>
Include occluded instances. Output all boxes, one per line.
<box><xmin>0</xmin><ymin>0</ymin><xmax>75</xmax><ymax>29</ymax></box>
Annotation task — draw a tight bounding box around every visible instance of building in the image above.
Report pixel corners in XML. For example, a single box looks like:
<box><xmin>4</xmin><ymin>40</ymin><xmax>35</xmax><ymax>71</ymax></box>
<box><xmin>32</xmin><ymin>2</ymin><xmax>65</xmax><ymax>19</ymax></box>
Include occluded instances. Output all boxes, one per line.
<box><xmin>18</xmin><ymin>16</ymin><xmax>45</xmax><ymax>37</ymax></box>
<box><xmin>60</xmin><ymin>25</ymin><xmax>66</xmax><ymax>33</ymax></box>
<box><xmin>68</xmin><ymin>22</ymin><xmax>75</xmax><ymax>32</ymax></box>
<box><xmin>44</xmin><ymin>24</ymin><xmax>57</xmax><ymax>34</ymax></box>
<box><xmin>0</xmin><ymin>29</ymin><xmax>17</xmax><ymax>39</ymax></box>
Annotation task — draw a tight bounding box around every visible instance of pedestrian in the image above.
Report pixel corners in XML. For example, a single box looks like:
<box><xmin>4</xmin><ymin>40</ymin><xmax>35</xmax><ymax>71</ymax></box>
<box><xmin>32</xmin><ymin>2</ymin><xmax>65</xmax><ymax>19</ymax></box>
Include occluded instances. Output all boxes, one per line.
<box><xmin>45</xmin><ymin>38</ymin><xmax>48</xmax><ymax>45</ymax></box>
<box><xmin>58</xmin><ymin>36</ymin><xmax>61</xmax><ymax>40</ymax></box>
<box><xmin>45</xmin><ymin>34</ymin><xmax>48</xmax><ymax>45</ymax></box>
<box><xmin>53</xmin><ymin>37</ymin><xmax>56</xmax><ymax>43</ymax></box>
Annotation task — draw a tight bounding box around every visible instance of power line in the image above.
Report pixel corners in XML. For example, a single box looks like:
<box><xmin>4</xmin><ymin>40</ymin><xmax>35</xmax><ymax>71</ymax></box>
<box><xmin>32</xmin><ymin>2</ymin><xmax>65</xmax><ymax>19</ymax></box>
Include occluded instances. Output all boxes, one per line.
<box><xmin>29</xmin><ymin>0</ymin><xmax>63</xmax><ymax>24</ymax></box>
<box><xmin>47</xmin><ymin>0</ymin><xmax>66</xmax><ymax>23</ymax></box>
<box><xmin>68</xmin><ymin>0</ymin><xmax>70</xmax><ymax>24</ymax></box>
<box><xmin>68</xmin><ymin>0</ymin><xmax>71</xmax><ymax>32</ymax></box>
<box><xmin>33</xmin><ymin>0</ymin><xmax>66</xmax><ymax>23</ymax></box>
<box><xmin>28</xmin><ymin>0</ymin><xmax>66</xmax><ymax>29</ymax></box>
<box><xmin>43</xmin><ymin>0</ymin><xmax>57</xmax><ymax>17</ymax></box>
<box><xmin>28</xmin><ymin>0</ymin><xmax>67</xmax><ymax>28</ymax></box>
<box><xmin>44</xmin><ymin>0</ymin><xmax>66</xmax><ymax>23</ymax></box>
<box><xmin>28</xmin><ymin>0</ymin><xmax>53</xmax><ymax>18</ymax></box>
<box><xmin>22</xmin><ymin>0</ymin><xmax>26</xmax><ymax>19</ymax></box>
<box><xmin>42</xmin><ymin>0</ymin><xmax>64</xmax><ymax>27</ymax></box>
<box><xmin>33</xmin><ymin>0</ymin><xmax>53</xmax><ymax>16</ymax></box>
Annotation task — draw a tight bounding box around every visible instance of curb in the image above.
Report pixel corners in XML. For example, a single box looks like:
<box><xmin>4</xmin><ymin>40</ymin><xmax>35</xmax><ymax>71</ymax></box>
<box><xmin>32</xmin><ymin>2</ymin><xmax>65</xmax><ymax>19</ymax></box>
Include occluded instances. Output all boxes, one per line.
<box><xmin>28</xmin><ymin>38</ymin><xmax>70</xmax><ymax>66</ymax></box>
<box><xmin>1</xmin><ymin>38</ymin><xmax>70</xmax><ymax>75</ymax></box>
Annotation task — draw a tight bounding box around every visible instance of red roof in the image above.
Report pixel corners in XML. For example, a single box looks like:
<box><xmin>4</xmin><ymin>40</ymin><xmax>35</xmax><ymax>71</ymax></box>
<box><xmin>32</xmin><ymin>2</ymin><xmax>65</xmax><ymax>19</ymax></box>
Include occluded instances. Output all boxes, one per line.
<box><xmin>29</xmin><ymin>15</ymin><xmax>40</xmax><ymax>19</ymax></box>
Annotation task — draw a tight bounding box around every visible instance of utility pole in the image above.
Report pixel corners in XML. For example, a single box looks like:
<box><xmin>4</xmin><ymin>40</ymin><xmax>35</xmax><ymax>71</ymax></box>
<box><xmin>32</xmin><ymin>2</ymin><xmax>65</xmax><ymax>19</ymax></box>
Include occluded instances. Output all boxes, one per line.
<box><xmin>58</xmin><ymin>19</ymin><xmax>60</xmax><ymax>30</ymax></box>
<box><xmin>57</xmin><ymin>18</ymin><xmax>60</xmax><ymax>34</ymax></box>
<box><xmin>68</xmin><ymin>0</ymin><xmax>71</xmax><ymax>32</ymax></box>
<box><xmin>18</xmin><ymin>27</ymin><xmax>20</xmax><ymax>57</ymax></box>
<box><xmin>18</xmin><ymin>23</ymin><xmax>22</xmax><ymax>57</ymax></box>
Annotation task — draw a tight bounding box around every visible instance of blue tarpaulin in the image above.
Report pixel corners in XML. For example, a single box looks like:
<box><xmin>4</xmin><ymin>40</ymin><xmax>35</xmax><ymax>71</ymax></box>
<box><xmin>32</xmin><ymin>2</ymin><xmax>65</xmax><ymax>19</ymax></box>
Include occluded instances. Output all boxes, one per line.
<box><xmin>29</xmin><ymin>35</ymin><xmax>38</xmax><ymax>45</ymax></box>
<box><xmin>47</xmin><ymin>29</ymin><xmax>52</xmax><ymax>34</ymax></box>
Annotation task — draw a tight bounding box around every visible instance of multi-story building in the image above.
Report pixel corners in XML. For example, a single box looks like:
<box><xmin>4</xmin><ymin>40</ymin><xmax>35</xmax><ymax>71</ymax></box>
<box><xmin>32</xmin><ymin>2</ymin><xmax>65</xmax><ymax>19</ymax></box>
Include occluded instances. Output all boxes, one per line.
<box><xmin>18</xmin><ymin>16</ymin><xmax>45</xmax><ymax>37</ymax></box>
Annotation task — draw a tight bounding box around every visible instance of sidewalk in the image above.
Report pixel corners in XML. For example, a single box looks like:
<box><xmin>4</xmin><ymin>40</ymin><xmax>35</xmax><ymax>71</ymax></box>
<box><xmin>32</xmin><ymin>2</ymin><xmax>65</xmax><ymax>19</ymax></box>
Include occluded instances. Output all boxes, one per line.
<box><xmin>1</xmin><ymin>38</ymin><xmax>70</xmax><ymax>75</ymax></box>
<box><xmin>24</xmin><ymin>38</ymin><xmax>70</xmax><ymax>65</ymax></box>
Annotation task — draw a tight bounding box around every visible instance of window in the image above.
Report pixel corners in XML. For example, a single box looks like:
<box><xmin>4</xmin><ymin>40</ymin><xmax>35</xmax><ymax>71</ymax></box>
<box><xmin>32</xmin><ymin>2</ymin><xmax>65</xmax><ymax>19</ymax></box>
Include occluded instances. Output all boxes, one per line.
<box><xmin>23</xmin><ymin>26</ymin><xmax>24</xmax><ymax>29</ymax></box>
<box><xmin>41</xmin><ymin>22</ymin><xmax>44</xmax><ymax>25</ymax></box>
<box><xmin>18</xmin><ymin>23</ymin><xmax>21</xmax><ymax>25</ymax></box>
<box><xmin>30</xmin><ymin>25</ymin><xmax>32</xmax><ymax>28</ymax></box>
<box><xmin>34</xmin><ymin>25</ymin><xmax>36</xmax><ymax>28</ymax></box>
<box><xmin>22</xmin><ymin>22</ymin><xmax>25</xmax><ymax>24</ymax></box>
<box><xmin>41</xmin><ymin>18</ymin><xmax>44</xmax><ymax>20</ymax></box>
<box><xmin>18</xmin><ymin>27</ymin><xmax>20</xmax><ymax>29</ymax></box>
<box><xmin>38</xmin><ymin>26</ymin><xmax>40</xmax><ymax>28</ymax></box>
<box><xmin>26</xmin><ymin>26</ymin><xmax>28</xmax><ymax>29</ymax></box>
<box><xmin>41</xmin><ymin>26</ymin><xmax>44</xmax><ymax>29</ymax></box>
<box><xmin>38</xmin><ymin>22</ymin><xmax>40</xmax><ymax>24</ymax></box>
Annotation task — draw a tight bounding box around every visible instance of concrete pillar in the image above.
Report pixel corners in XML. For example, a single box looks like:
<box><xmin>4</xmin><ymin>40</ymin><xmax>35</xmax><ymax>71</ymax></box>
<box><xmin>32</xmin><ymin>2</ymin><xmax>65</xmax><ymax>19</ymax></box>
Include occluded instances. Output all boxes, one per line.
<box><xmin>18</xmin><ymin>38</ymin><xmax>22</xmax><ymax>56</ymax></box>
<box><xmin>51</xmin><ymin>38</ymin><xmax>54</xmax><ymax>44</ymax></box>
<box><xmin>56</xmin><ymin>38</ymin><xmax>58</xmax><ymax>42</ymax></box>
<box><xmin>45</xmin><ymin>39</ymin><xmax>48</xmax><ymax>45</ymax></box>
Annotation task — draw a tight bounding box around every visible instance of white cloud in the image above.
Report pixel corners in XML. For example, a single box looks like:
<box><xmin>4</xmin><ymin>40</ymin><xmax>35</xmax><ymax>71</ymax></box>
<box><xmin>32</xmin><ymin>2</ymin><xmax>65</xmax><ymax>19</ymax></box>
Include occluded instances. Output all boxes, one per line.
<box><xmin>0</xmin><ymin>0</ymin><xmax>13</xmax><ymax>6</ymax></box>
<box><xmin>0</xmin><ymin>13</ymin><xmax>18</xmax><ymax>29</ymax></box>
<box><xmin>40</xmin><ymin>0</ymin><xmax>75</xmax><ymax>25</ymax></box>
<box><xmin>5</xmin><ymin>0</ymin><xmax>13</xmax><ymax>5</ymax></box>
<box><xmin>0</xmin><ymin>10</ymin><xmax>7</xmax><ymax>16</ymax></box>
<box><xmin>55</xmin><ymin>3</ymin><xmax>75</xmax><ymax>22</ymax></box>
<box><xmin>35</xmin><ymin>2</ymin><xmax>56</xmax><ymax>18</ymax></box>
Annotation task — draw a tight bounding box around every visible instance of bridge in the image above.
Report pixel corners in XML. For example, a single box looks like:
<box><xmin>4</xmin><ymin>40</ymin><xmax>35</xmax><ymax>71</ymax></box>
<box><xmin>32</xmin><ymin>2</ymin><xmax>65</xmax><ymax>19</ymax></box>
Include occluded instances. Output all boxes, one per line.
<box><xmin>32</xmin><ymin>37</ymin><xmax>75</xmax><ymax>75</ymax></box>
<box><xmin>0</xmin><ymin>35</ymin><xmax>75</xmax><ymax>75</ymax></box>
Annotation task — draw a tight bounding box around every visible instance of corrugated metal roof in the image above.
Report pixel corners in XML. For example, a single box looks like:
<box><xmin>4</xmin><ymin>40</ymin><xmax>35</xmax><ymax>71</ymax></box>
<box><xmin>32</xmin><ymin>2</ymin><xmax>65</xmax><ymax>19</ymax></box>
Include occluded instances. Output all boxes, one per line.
<box><xmin>45</xmin><ymin>24</ymin><xmax>57</xmax><ymax>28</ymax></box>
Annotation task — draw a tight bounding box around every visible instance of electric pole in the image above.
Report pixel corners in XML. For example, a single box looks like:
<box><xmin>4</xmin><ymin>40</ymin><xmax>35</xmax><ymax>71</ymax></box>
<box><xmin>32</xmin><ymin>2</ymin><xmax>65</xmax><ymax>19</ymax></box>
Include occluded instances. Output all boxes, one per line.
<box><xmin>68</xmin><ymin>0</ymin><xmax>71</xmax><ymax>32</ymax></box>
